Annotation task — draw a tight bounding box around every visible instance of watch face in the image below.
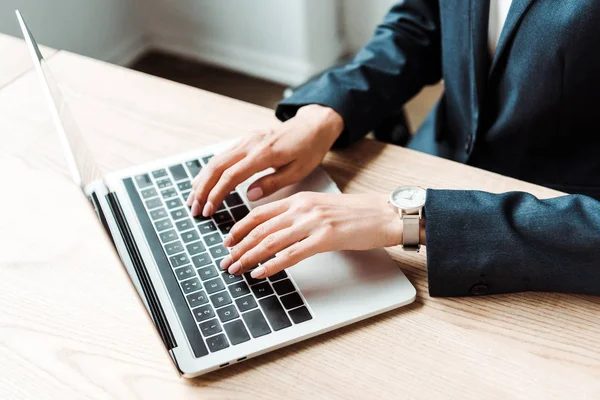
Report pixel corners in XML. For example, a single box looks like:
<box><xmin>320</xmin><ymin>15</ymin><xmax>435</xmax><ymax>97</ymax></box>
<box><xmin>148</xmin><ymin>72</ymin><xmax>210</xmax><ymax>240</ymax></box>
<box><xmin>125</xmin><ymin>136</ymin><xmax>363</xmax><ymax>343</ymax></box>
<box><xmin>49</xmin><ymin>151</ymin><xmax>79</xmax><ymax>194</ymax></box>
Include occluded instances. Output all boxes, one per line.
<box><xmin>390</xmin><ymin>186</ymin><xmax>427</xmax><ymax>210</ymax></box>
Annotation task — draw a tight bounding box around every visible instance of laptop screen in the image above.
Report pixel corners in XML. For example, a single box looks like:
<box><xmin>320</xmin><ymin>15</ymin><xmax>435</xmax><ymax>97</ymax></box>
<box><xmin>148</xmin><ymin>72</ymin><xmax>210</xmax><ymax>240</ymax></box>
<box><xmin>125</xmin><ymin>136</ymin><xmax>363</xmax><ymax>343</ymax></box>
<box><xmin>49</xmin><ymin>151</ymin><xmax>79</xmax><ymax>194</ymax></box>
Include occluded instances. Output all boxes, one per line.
<box><xmin>16</xmin><ymin>10</ymin><xmax>101</xmax><ymax>189</ymax></box>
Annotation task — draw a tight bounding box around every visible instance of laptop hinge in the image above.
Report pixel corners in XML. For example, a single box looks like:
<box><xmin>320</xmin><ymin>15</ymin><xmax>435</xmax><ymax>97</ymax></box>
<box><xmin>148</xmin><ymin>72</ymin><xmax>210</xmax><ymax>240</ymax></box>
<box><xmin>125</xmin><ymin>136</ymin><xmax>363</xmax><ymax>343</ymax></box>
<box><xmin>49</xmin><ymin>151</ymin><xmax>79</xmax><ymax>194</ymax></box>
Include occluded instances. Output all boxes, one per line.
<box><xmin>104</xmin><ymin>191</ymin><xmax>178</xmax><ymax>351</ymax></box>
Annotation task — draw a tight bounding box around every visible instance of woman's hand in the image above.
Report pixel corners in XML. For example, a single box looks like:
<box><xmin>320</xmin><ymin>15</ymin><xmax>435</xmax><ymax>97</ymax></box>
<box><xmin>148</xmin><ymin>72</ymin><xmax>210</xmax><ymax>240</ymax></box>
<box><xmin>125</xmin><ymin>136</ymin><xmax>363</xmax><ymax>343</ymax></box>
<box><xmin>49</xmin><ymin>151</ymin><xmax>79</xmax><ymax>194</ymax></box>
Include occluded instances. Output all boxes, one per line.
<box><xmin>218</xmin><ymin>192</ymin><xmax>404</xmax><ymax>278</ymax></box>
<box><xmin>187</xmin><ymin>104</ymin><xmax>344</xmax><ymax>217</ymax></box>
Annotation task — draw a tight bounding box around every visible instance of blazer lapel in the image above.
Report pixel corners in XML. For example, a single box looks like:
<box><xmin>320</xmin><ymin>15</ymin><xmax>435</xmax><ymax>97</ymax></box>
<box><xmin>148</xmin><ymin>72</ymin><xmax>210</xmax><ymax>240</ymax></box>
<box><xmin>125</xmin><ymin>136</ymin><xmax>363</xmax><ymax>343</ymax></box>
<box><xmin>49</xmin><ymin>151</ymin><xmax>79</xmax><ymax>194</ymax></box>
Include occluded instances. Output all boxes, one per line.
<box><xmin>469</xmin><ymin>0</ymin><xmax>491</xmax><ymax>134</ymax></box>
<box><xmin>489</xmin><ymin>0</ymin><xmax>539</xmax><ymax>77</ymax></box>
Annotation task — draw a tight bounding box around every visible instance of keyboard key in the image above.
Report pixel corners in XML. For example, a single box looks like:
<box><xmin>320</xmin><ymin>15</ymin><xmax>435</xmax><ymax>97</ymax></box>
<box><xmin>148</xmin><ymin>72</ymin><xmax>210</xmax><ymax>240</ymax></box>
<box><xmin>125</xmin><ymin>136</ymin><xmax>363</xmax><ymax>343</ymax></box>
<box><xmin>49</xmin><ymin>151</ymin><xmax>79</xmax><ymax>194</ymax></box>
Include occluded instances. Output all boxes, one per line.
<box><xmin>223</xmin><ymin>319</ymin><xmax>250</xmax><ymax>345</ymax></box>
<box><xmin>161</xmin><ymin>188</ymin><xmax>177</xmax><ymax>199</ymax></box>
<box><xmin>186</xmin><ymin>160</ymin><xmax>202</xmax><ymax>177</ymax></box>
<box><xmin>198</xmin><ymin>221</ymin><xmax>217</xmax><ymax>234</ymax></box>
<box><xmin>165</xmin><ymin>198</ymin><xmax>182</xmax><ymax>209</ymax></box>
<box><xmin>217</xmin><ymin>203</ymin><xmax>226</xmax><ymax>212</ymax></box>
<box><xmin>201</xmin><ymin>154</ymin><xmax>214</xmax><ymax>165</ymax></box>
<box><xmin>204</xmin><ymin>277</ymin><xmax>225</xmax><ymax>294</ymax></box>
<box><xmin>198</xmin><ymin>265</ymin><xmax>219</xmax><ymax>281</ymax></box>
<box><xmin>230</xmin><ymin>205</ymin><xmax>250</xmax><ymax>222</ymax></box>
<box><xmin>175</xmin><ymin>265</ymin><xmax>196</xmax><ymax>281</ymax></box>
<box><xmin>235</xmin><ymin>295</ymin><xmax>258</xmax><ymax>312</ymax></box>
<box><xmin>175</xmin><ymin>218</ymin><xmax>194</xmax><ymax>232</ymax></box>
<box><xmin>169</xmin><ymin>253</ymin><xmax>190</xmax><ymax>268</ymax></box>
<box><xmin>252</xmin><ymin>282</ymin><xmax>274</xmax><ymax>299</ymax></box>
<box><xmin>181</xmin><ymin>230</ymin><xmax>200</xmax><ymax>243</ymax></box>
<box><xmin>154</xmin><ymin>219</ymin><xmax>173</xmax><ymax>232</ymax></box>
<box><xmin>210</xmin><ymin>291</ymin><xmax>232</xmax><ymax>308</ymax></box>
<box><xmin>209</xmin><ymin>244</ymin><xmax>229</xmax><ymax>259</ymax></box>
<box><xmin>181</xmin><ymin>277</ymin><xmax>202</xmax><ymax>294</ymax></box>
<box><xmin>134</xmin><ymin>173</ymin><xmax>152</xmax><ymax>188</ymax></box>
<box><xmin>288</xmin><ymin>306</ymin><xmax>313</xmax><ymax>324</ymax></box>
<box><xmin>242</xmin><ymin>309</ymin><xmax>271</xmax><ymax>338</ymax></box>
<box><xmin>192</xmin><ymin>253</ymin><xmax>211</xmax><ymax>268</ymax></box>
<box><xmin>228</xmin><ymin>281</ymin><xmax>250</xmax><ymax>298</ymax></box>
<box><xmin>181</xmin><ymin>191</ymin><xmax>191</xmax><ymax>202</ymax></box>
<box><xmin>186</xmin><ymin>241</ymin><xmax>206</xmax><ymax>255</ymax></box>
<box><xmin>204</xmin><ymin>232</ymin><xmax>222</xmax><ymax>247</ymax></box>
<box><xmin>170</xmin><ymin>208</ymin><xmax>187</xmax><ymax>221</ymax></box>
<box><xmin>225</xmin><ymin>192</ymin><xmax>244</xmax><ymax>207</ymax></box>
<box><xmin>222</xmin><ymin>272</ymin><xmax>243</xmax><ymax>284</ymax></box>
<box><xmin>145</xmin><ymin>198</ymin><xmax>163</xmax><ymax>209</ymax></box>
<box><xmin>268</xmin><ymin>270</ymin><xmax>288</xmax><ymax>282</ymax></box>
<box><xmin>169</xmin><ymin>164</ymin><xmax>189</xmax><ymax>181</ymax></box>
<box><xmin>141</xmin><ymin>187</ymin><xmax>158</xmax><ymax>199</ymax></box>
<box><xmin>149</xmin><ymin>207</ymin><xmax>168</xmax><ymax>220</ymax></box>
<box><xmin>206</xmin><ymin>333</ymin><xmax>229</xmax><ymax>352</ymax></box>
<box><xmin>159</xmin><ymin>229</ymin><xmax>178</xmax><ymax>243</ymax></box>
<box><xmin>164</xmin><ymin>240</ymin><xmax>184</xmax><ymax>255</ymax></box>
<box><xmin>244</xmin><ymin>271</ymin><xmax>265</xmax><ymax>286</ymax></box>
<box><xmin>156</xmin><ymin>178</ymin><xmax>173</xmax><ymax>189</ymax></box>
<box><xmin>272</xmin><ymin>279</ymin><xmax>295</xmax><ymax>296</ymax></box>
<box><xmin>280</xmin><ymin>292</ymin><xmax>304</xmax><ymax>310</ymax></box>
<box><xmin>218</xmin><ymin>221</ymin><xmax>234</xmax><ymax>235</ymax></box>
<box><xmin>192</xmin><ymin>304</ymin><xmax>215</xmax><ymax>322</ymax></box>
<box><xmin>199</xmin><ymin>318</ymin><xmax>222</xmax><ymax>337</ymax></box>
<box><xmin>259</xmin><ymin>295</ymin><xmax>292</xmax><ymax>331</ymax></box>
<box><xmin>177</xmin><ymin>181</ymin><xmax>192</xmax><ymax>191</ymax></box>
<box><xmin>213</xmin><ymin>210</ymin><xmax>232</xmax><ymax>224</ymax></box>
<box><xmin>217</xmin><ymin>304</ymin><xmax>239</xmax><ymax>323</ymax></box>
<box><xmin>152</xmin><ymin>169</ymin><xmax>168</xmax><ymax>179</ymax></box>
<box><xmin>186</xmin><ymin>290</ymin><xmax>209</xmax><ymax>308</ymax></box>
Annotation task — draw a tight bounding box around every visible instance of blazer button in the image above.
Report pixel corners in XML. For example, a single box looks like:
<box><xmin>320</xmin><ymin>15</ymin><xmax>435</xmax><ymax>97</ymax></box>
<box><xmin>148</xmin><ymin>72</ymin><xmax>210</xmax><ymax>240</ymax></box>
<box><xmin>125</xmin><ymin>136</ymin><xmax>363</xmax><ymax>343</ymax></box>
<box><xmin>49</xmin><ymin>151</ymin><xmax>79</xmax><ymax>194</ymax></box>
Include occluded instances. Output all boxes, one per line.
<box><xmin>464</xmin><ymin>137</ymin><xmax>473</xmax><ymax>153</ymax></box>
<box><xmin>470</xmin><ymin>284</ymin><xmax>488</xmax><ymax>296</ymax></box>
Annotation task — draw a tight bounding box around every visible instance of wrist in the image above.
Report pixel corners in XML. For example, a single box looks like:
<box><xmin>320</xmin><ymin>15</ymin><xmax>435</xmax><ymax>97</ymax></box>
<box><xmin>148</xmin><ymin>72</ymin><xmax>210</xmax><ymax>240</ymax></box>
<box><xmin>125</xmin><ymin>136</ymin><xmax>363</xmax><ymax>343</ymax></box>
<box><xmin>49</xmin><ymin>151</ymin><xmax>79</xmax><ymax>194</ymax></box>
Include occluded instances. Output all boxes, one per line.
<box><xmin>296</xmin><ymin>104</ymin><xmax>344</xmax><ymax>143</ymax></box>
<box><xmin>383</xmin><ymin>196</ymin><xmax>427</xmax><ymax>247</ymax></box>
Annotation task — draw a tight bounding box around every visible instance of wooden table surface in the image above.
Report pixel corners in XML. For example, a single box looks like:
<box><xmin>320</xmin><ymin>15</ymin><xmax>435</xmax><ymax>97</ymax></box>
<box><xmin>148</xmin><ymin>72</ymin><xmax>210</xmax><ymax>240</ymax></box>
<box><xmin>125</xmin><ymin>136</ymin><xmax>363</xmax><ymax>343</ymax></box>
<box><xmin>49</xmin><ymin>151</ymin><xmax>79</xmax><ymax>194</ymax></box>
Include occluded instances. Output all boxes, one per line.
<box><xmin>1</xmin><ymin>34</ymin><xmax>599</xmax><ymax>399</ymax></box>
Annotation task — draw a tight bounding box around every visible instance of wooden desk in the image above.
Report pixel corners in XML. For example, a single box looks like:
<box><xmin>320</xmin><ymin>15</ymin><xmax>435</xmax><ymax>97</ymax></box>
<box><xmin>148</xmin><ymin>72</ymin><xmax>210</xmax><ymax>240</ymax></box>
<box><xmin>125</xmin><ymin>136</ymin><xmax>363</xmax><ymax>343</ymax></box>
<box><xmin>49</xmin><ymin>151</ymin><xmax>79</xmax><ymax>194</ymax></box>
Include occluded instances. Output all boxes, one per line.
<box><xmin>1</xmin><ymin>36</ymin><xmax>599</xmax><ymax>399</ymax></box>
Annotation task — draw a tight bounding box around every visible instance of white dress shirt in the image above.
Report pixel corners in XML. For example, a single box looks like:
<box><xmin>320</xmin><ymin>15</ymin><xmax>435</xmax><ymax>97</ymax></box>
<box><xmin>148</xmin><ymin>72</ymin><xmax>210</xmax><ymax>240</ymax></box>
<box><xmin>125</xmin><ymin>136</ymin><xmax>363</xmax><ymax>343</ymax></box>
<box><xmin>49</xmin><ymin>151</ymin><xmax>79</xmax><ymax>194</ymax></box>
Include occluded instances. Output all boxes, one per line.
<box><xmin>488</xmin><ymin>0</ymin><xmax>513</xmax><ymax>55</ymax></box>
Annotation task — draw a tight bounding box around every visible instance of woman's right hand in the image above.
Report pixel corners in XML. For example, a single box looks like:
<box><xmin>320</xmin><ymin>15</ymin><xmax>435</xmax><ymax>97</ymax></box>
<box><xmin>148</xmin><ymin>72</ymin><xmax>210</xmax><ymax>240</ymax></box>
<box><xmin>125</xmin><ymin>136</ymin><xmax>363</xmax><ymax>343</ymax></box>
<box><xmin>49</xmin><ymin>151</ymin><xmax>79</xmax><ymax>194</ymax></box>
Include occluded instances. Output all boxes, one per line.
<box><xmin>187</xmin><ymin>104</ymin><xmax>345</xmax><ymax>217</ymax></box>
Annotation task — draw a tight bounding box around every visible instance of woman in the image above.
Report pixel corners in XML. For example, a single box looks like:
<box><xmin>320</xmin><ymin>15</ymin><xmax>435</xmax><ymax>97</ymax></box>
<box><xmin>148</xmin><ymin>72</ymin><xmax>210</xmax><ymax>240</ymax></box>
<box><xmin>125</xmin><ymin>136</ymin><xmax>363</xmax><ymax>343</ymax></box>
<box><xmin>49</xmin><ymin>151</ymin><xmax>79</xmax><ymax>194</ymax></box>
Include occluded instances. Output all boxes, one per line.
<box><xmin>187</xmin><ymin>0</ymin><xmax>600</xmax><ymax>297</ymax></box>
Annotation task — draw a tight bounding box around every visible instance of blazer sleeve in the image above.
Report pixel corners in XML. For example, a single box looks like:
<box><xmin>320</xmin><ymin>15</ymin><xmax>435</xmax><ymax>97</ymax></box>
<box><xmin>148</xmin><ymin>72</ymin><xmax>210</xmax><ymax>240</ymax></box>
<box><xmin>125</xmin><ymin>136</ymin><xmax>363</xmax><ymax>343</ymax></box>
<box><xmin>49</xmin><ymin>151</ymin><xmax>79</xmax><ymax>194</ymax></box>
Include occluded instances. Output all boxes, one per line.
<box><xmin>425</xmin><ymin>189</ymin><xmax>600</xmax><ymax>297</ymax></box>
<box><xmin>276</xmin><ymin>0</ymin><xmax>442</xmax><ymax>148</ymax></box>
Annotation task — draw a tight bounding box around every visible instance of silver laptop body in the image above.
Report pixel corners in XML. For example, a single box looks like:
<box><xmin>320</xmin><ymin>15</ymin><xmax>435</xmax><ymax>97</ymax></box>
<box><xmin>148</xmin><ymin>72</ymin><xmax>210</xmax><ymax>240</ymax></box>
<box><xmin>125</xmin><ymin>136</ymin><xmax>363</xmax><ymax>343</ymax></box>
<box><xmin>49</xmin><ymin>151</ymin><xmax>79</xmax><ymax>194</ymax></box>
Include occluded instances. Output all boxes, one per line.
<box><xmin>17</xmin><ymin>10</ymin><xmax>416</xmax><ymax>377</ymax></box>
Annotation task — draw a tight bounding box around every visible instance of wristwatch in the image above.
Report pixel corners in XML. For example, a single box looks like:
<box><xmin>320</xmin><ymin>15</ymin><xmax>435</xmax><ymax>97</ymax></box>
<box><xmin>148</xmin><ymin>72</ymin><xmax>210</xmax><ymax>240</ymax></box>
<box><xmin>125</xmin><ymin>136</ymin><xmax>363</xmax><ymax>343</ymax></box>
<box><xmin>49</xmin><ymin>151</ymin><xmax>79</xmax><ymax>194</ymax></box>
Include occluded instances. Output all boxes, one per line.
<box><xmin>389</xmin><ymin>186</ymin><xmax>427</xmax><ymax>252</ymax></box>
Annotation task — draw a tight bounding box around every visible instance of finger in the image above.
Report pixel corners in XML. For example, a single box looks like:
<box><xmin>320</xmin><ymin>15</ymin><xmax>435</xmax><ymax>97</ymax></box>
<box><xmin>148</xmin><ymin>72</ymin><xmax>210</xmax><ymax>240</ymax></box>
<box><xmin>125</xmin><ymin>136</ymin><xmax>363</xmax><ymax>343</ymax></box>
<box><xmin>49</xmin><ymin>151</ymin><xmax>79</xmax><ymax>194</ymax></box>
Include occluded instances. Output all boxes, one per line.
<box><xmin>189</xmin><ymin>151</ymin><xmax>246</xmax><ymax>214</ymax></box>
<box><xmin>223</xmin><ymin>199</ymin><xmax>289</xmax><ymax>248</ymax></box>
<box><xmin>227</xmin><ymin>227</ymin><xmax>308</xmax><ymax>275</ymax></box>
<box><xmin>220</xmin><ymin>212</ymin><xmax>293</xmax><ymax>270</ymax></box>
<box><xmin>203</xmin><ymin>155</ymin><xmax>272</xmax><ymax>217</ymax></box>
<box><xmin>250</xmin><ymin>234</ymin><xmax>325</xmax><ymax>279</ymax></box>
<box><xmin>246</xmin><ymin>162</ymin><xmax>303</xmax><ymax>202</ymax></box>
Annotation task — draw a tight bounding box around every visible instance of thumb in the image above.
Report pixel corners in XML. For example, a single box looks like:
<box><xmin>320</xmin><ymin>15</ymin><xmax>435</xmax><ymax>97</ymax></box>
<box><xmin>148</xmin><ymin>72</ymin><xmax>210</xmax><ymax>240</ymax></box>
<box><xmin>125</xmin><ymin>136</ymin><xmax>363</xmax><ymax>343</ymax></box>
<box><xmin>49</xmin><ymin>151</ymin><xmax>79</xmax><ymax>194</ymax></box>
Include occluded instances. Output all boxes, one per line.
<box><xmin>246</xmin><ymin>163</ymin><xmax>302</xmax><ymax>201</ymax></box>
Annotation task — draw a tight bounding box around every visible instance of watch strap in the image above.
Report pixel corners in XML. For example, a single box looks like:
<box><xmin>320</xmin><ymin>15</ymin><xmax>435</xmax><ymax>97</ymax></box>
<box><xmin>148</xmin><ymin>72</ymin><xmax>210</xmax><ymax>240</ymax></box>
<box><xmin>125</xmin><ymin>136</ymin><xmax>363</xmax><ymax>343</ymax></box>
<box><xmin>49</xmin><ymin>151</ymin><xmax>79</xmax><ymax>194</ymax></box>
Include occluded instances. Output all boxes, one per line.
<box><xmin>402</xmin><ymin>214</ymin><xmax>421</xmax><ymax>252</ymax></box>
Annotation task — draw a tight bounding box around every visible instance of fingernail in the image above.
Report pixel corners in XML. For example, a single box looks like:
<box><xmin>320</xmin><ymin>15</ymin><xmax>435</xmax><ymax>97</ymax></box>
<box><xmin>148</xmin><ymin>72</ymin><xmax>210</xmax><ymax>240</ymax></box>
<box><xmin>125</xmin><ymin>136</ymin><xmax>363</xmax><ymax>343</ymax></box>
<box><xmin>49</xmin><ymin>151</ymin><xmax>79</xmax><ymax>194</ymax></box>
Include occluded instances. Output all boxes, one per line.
<box><xmin>220</xmin><ymin>256</ymin><xmax>232</xmax><ymax>270</ymax></box>
<box><xmin>247</xmin><ymin>187</ymin><xmax>263</xmax><ymax>201</ymax></box>
<box><xmin>187</xmin><ymin>191</ymin><xmax>195</xmax><ymax>206</ymax></box>
<box><xmin>202</xmin><ymin>202</ymin><xmax>214</xmax><ymax>217</ymax></box>
<box><xmin>251</xmin><ymin>266</ymin><xmax>266</xmax><ymax>279</ymax></box>
<box><xmin>228</xmin><ymin>261</ymin><xmax>241</xmax><ymax>275</ymax></box>
<box><xmin>191</xmin><ymin>200</ymin><xmax>200</xmax><ymax>216</ymax></box>
<box><xmin>223</xmin><ymin>235</ymin><xmax>232</xmax><ymax>247</ymax></box>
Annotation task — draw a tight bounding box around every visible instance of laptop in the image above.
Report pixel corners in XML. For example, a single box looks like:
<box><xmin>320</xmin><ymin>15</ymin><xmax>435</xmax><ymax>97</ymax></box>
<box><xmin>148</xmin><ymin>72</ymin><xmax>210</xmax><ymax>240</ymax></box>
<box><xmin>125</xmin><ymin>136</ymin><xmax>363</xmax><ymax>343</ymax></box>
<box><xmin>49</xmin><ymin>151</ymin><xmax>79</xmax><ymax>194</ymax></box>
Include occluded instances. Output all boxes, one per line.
<box><xmin>16</xmin><ymin>10</ymin><xmax>416</xmax><ymax>377</ymax></box>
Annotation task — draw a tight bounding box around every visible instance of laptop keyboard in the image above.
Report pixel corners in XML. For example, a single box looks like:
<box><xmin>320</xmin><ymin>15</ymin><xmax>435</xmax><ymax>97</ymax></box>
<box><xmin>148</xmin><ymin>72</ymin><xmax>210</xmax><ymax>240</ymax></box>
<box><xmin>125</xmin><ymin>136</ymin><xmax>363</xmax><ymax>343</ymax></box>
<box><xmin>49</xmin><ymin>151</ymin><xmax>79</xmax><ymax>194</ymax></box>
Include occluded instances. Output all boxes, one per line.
<box><xmin>132</xmin><ymin>155</ymin><xmax>312</xmax><ymax>356</ymax></box>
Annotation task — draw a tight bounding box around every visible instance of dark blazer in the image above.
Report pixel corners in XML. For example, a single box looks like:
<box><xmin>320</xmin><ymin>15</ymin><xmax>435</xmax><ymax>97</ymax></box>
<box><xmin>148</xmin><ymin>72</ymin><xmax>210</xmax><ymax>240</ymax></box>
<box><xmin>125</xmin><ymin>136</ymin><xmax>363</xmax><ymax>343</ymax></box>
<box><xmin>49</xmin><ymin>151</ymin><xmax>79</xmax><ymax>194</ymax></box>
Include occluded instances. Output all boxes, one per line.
<box><xmin>276</xmin><ymin>0</ymin><xmax>600</xmax><ymax>297</ymax></box>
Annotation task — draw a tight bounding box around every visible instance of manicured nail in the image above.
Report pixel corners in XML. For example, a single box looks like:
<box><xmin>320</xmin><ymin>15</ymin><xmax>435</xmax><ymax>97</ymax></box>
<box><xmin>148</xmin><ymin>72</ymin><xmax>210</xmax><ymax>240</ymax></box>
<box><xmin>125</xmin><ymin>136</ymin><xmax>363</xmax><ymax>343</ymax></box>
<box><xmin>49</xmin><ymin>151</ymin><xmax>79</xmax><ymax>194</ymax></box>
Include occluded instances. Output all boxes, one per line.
<box><xmin>186</xmin><ymin>191</ymin><xmax>195</xmax><ymax>206</ymax></box>
<box><xmin>223</xmin><ymin>235</ymin><xmax>233</xmax><ymax>247</ymax></box>
<box><xmin>247</xmin><ymin>187</ymin><xmax>263</xmax><ymax>201</ymax></box>
<box><xmin>202</xmin><ymin>201</ymin><xmax>214</xmax><ymax>217</ymax></box>
<box><xmin>228</xmin><ymin>261</ymin><xmax>241</xmax><ymax>275</ymax></box>
<box><xmin>220</xmin><ymin>256</ymin><xmax>232</xmax><ymax>270</ymax></box>
<box><xmin>251</xmin><ymin>266</ymin><xmax>266</xmax><ymax>279</ymax></box>
<box><xmin>191</xmin><ymin>200</ymin><xmax>200</xmax><ymax>216</ymax></box>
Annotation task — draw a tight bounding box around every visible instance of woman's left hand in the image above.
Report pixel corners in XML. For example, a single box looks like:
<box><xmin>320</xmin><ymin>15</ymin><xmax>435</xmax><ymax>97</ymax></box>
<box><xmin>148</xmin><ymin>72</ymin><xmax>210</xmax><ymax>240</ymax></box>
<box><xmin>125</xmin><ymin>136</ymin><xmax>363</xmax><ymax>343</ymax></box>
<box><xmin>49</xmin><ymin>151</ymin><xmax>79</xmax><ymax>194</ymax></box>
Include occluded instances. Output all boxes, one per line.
<box><xmin>219</xmin><ymin>192</ymin><xmax>404</xmax><ymax>279</ymax></box>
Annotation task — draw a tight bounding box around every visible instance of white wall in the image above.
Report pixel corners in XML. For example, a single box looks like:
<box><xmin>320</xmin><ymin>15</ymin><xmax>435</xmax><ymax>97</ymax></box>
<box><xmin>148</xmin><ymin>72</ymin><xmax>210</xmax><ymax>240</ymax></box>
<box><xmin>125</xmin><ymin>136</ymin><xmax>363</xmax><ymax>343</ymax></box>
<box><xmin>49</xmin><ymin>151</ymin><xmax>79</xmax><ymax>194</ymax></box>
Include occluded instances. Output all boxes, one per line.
<box><xmin>0</xmin><ymin>0</ymin><xmax>146</xmax><ymax>65</ymax></box>
<box><xmin>139</xmin><ymin>0</ymin><xmax>345</xmax><ymax>86</ymax></box>
<box><xmin>342</xmin><ymin>0</ymin><xmax>396</xmax><ymax>53</ymax></box>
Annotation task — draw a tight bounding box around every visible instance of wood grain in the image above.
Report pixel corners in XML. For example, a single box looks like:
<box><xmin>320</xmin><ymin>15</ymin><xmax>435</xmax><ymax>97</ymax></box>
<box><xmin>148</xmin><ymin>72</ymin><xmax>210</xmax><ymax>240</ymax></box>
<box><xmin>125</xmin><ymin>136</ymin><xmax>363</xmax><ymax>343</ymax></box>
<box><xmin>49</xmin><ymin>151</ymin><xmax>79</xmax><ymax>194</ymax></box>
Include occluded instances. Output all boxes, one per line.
<box><xmin>1</xmin><ymin>37</ymin><xmax>599</xmax><ymax>399</ymax></box>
